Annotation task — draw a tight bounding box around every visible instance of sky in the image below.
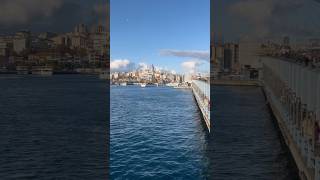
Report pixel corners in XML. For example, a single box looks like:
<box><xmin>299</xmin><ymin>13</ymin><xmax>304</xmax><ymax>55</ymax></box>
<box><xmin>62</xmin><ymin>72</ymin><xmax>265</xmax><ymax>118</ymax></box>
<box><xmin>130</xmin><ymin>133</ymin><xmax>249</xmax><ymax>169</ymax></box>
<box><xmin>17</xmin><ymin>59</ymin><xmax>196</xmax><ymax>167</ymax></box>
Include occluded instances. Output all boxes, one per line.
<box><xmin>213</xmin><ymin>0</ymin><xmax>320</xmax><ymax>43</ymax></box>
<box><xmin>110</xmin><ymin>0</ymin><xmax>210</xmax><ymax>74</ymax></box>
<box><xmin>0</xmin><ymin>0</ymin><xmax>108</xmax><ymax>34</ymax></box>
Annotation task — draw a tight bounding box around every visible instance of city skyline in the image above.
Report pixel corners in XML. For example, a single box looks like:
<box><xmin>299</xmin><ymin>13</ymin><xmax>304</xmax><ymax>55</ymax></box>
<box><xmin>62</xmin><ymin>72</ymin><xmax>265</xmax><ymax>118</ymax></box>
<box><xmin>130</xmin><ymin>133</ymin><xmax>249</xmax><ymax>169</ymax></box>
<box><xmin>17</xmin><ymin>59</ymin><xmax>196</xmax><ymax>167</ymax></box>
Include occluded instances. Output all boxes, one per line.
<box><xmin>110</xmin><ymin>0</ymin><xmax>210</xmax><ymax>74</ymax></box>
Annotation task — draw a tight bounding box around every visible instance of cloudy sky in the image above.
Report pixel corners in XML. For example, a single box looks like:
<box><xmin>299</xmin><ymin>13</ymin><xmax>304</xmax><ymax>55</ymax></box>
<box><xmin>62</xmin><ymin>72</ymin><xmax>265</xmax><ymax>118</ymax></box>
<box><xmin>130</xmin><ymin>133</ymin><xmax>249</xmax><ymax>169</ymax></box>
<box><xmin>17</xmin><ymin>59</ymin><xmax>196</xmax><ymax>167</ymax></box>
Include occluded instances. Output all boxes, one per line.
<box><xmin>213</xmin><ymin>0</ymin><xmax>320</xmax><ymax>42</ymax></box>
<box><xmin>110</xmin><ymin>0</ymin><xmax>210</xmax><ymax>74</ymax></box>
<box><xmin>0</xmin><ymin>0</ymin><xmax>109</xmax><ymax>34</ymax></box>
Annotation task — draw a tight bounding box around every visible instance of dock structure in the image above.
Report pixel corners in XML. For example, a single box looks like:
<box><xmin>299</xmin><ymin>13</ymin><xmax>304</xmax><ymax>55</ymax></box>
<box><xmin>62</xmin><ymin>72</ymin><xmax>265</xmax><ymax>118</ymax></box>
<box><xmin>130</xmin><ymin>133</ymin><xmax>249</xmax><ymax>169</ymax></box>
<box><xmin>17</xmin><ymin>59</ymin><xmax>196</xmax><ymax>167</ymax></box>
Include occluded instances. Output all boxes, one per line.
<box><xmin>261</xmin><ymin>56</ymin><xmax>320</xmax><ymax>180</ymax></box>
<box><xmin>191</xmin><ymin>80</ymin><xmax>211</xmax><ymax>132</ymax></box>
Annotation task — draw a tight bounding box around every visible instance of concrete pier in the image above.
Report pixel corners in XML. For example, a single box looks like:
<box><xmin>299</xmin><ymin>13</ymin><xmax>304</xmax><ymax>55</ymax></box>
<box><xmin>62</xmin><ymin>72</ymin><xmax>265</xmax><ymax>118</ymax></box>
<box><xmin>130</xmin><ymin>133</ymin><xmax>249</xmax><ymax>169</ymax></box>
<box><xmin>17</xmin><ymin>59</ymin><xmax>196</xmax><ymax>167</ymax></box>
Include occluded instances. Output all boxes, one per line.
<box><xmin>192</xmin><ymin>80</ymin><xmax>210</xmax><ymax>132</ymax></box>
<box><xmin>261</xmin><ymin>56</ymin><xmax>320</xmax><ymax>180</ymax></box>
<box><xmin>212</xmin><ymin>79</ymin><xmax>261</xmax><ymax>86</ymax></box>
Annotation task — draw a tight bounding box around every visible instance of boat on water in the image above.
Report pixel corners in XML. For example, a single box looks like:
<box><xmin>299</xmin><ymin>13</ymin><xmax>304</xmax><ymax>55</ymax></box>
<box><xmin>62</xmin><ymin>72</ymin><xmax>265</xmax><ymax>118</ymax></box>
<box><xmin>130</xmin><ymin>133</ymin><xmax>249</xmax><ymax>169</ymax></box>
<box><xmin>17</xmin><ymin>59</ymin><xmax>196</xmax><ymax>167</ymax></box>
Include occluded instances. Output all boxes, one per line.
<box><xmin>120</xmin><ymin>82</ymin><xmax>127</xmax><ymax>86</ymax></box>
<box><xmin>173</xmin><ymin>83</ymin><xmax>191</xmax><ymax>89</ymax></box>
<box><xmin>166</xmin><ymin>82</ymin><xmax>179</xmax><ymax>87</ymax></box>
<box><xmin>140</xmin><ymin>83</ymin><xmax>158</xmax><ymax>87</ymax></box>
<box><xmin>32</xmin><ymin>66</ymin><xmax>53</xmax><ymax>76</ymax></box>
<box><xmin>148</xmin><ymin>83</ymin><xmax>158</xmax><ymax>87</ymax></box>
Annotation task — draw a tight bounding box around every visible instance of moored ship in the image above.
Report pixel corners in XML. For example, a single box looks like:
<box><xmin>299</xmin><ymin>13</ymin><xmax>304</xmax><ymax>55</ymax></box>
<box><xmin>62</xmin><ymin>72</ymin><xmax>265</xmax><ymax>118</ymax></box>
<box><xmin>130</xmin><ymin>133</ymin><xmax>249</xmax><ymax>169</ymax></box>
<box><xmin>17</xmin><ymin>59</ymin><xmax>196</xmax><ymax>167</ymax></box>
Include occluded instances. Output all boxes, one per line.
<box><xmin>120</xmin><ymin>82</ymin><xmax>127</xmax><ymax>86</ymax></box>
<box><xmin>140</xmin><ymin>83</ymin><xmax>158</xmax><ymax>88</ymax></box>
<box><xmin>140</xmin><ymin>83</ymin><xmax>146</xmax><ymax>87</ymax></box>
<box><xmin>31</xmin><ymin>66</ymin><xmax>53</xmax><ymax>76</ymax></box>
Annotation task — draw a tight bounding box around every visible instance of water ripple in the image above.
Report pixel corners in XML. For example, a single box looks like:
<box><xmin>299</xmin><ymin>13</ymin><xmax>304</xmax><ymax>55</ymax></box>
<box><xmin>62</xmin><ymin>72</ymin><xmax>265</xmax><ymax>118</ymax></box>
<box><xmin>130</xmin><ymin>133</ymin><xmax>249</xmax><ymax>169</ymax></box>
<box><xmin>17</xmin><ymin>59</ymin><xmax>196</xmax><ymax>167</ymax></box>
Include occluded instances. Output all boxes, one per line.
<box><xmin>111</xmin><ymin>86</ymin><xmax>299</xmax><ymax>179</ymax></box>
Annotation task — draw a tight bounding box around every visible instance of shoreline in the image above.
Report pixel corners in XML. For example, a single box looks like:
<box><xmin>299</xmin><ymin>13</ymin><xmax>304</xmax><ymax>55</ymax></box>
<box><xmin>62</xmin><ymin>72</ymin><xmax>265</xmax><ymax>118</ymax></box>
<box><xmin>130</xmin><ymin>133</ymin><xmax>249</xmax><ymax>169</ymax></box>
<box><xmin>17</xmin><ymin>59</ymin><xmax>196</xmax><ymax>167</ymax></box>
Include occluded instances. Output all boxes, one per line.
<box><xmin>212</xmin><ymin>79</ymin><xmax>261</xmax><ymax>86</ymax></box>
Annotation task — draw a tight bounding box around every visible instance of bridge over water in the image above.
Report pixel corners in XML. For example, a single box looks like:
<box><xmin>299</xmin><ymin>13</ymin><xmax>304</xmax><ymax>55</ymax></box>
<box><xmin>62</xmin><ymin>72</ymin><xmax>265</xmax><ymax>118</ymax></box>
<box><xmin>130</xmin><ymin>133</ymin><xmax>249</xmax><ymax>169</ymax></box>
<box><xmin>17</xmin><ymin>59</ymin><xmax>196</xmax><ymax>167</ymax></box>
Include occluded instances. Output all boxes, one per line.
<box><xmin>191</xmin><ymin>80</ymin><xmax>210</xmax><ymax>132</ymax></box>
<box><xmin>261</xmin><ymin>56</ymin><xmax>320</xmax><ymax>180</ymax></box>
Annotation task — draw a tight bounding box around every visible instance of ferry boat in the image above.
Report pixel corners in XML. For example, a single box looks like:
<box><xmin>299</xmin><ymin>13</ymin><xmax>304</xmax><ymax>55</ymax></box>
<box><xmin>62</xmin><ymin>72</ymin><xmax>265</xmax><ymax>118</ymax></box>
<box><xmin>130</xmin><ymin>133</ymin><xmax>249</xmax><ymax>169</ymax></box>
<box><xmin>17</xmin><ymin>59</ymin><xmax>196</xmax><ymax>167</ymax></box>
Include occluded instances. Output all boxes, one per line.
<box><xmin>32</xmin><ymin>66</ymin><xmax>53</xmax><ymax>76</ymax></box>
<box><xmin>120</xmin><ymin>82</ymin><xmax>127</xmax><ymax>86</ymax></box>
<box><xmin>166</xmin><ymin>82</ymin><xmax>179</xmax><ymax>87</ymax></box>
<box><xmin>140</xmin><ymin>83</ymin><xmax>147</xmax><ymax>87</ymax></box>
<box><xmin>140</xmin><ymin>83</ymin><xmax>158</xmax><ymax>88</ymax></box>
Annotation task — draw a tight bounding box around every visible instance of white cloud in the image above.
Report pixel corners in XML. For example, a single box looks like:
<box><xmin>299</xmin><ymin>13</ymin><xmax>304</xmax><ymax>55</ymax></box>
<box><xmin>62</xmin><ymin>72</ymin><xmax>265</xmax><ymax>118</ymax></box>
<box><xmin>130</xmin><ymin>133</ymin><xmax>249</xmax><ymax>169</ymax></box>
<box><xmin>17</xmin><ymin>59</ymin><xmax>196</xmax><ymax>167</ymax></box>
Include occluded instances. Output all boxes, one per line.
<box><xmin>160</xmin><ymin>49</ymin><xmax>209</xmax><ymax>74</ymax></box>
<box><xmin>138</xmin><ymin>62</ymin><xmax>148</xmax><ymax>70</ymax></box>
<box><xmin>0</xmin><ymin>0</ymin><xmax>63</xmax><ymax>25</ymax></box>
<box><xmin>171</xmin><ymin>70</ymin><xmax>176</xmax><ymax>75</ymax></box>
<box><xmin>111</xmin><ymin>59</ymin><xmax>131</xmax><ymax>70</ymax></box>
<box><xmin>160</xmin><ymin>49</ymin><xmax>210</xmax><ymax>61</ymax></box>
<box><xmin>181</xmin><ymin>60</ymin><xmax>204</xmax><ymax>74</ymax></box>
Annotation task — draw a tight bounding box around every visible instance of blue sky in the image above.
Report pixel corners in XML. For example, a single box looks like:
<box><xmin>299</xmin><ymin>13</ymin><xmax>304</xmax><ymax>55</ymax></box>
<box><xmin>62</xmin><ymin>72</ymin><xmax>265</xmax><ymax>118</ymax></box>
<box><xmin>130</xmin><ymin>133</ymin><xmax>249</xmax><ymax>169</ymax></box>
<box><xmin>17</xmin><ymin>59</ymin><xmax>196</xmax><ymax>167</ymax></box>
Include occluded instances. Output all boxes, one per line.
<box><xmin>110</xmin><ymin>0</ymin><xmax>210</xmax><ymax>74</ymax></box>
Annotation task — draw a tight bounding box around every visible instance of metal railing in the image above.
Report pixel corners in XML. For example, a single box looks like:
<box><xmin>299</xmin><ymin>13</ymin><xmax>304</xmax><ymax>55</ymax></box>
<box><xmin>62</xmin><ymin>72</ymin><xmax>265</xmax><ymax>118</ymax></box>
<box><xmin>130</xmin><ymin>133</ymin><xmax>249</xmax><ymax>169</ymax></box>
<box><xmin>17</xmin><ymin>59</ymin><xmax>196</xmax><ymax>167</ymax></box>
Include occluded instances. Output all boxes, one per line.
<box><xmin>192</xmin><ymin>80</ymin><xmax>210</xmax><ymax>132</ymax></box>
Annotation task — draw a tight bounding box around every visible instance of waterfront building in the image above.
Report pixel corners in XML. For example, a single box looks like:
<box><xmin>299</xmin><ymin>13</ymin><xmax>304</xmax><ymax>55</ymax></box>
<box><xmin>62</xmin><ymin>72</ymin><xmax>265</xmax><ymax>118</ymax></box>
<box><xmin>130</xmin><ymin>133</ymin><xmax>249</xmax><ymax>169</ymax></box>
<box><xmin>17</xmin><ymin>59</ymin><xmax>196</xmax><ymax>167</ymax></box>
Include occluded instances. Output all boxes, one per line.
<box><xmin>90</xmin><ymin>25</ymin><xmax>108</xmax><ymax>55</ymax></box>
<box><xmin>238</xmin><ymin>39</ymin><xmax>262</xmax><ymax>70</ymax></box>
<box><xmin>51</xmin><ymin>35</ymin><xmax>72</xmax><ymax>47</ymax></box>
<box><xmin>0</xmin><ymin>41</ymin><xmax>9</xmax><ymax>57</ymax></box>
<box><xmin>13</xmin><ymin>31</ymin><xmax>31</xmax><ymax>54</ymax></box>
<box><xmin>184</xmin><ymin>74</ymin><xmax>192</xmax><ymax>83</ymax></box>
<box><xmin>71</xmin><ymin>33</ymin><xmax>88</xmax><ymax>49</ymax></box>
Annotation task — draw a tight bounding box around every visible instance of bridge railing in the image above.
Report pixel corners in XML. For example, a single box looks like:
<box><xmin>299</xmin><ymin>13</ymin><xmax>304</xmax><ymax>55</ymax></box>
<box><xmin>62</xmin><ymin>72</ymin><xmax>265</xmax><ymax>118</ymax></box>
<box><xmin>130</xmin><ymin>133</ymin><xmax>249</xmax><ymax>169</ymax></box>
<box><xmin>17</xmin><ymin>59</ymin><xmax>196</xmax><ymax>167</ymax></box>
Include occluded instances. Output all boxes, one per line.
<box><xmin>191</xmin><ymin>80</ymin><xmax>210</xmax><ymax>131</ymax></box>
<box><xmin>261</xmin><ymin>56</ymin><xmax>320</xmax><ymax>175</ymax></box>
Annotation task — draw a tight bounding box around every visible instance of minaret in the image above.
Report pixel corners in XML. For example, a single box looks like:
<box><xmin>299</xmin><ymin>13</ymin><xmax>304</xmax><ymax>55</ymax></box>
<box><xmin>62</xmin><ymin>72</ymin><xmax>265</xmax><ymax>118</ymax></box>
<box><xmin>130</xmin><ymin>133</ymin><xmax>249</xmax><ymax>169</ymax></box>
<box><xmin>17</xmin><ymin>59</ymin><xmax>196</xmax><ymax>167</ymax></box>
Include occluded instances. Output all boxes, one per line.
<box><xmin>151</xmin><ymin>64</ymin><xmax>156</xmax><ymax>83</ymax></box>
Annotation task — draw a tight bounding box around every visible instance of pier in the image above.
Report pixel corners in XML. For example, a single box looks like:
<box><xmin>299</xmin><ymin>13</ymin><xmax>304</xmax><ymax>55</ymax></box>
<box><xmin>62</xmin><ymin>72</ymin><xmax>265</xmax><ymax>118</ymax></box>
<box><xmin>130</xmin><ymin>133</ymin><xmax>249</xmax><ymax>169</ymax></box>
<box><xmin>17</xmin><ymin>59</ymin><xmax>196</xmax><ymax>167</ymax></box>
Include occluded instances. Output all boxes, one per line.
<box><xmin>261</xmin><ymin>56</ymin><xmax>320</xmax><ymax>180</ymax></box>
<box><xmin>191</xmin><ymin>80</ymin><xmax>211</xmax><ymax>132</ymax></box>
<box><xmin>210</xmin><ymin>54</ymin><xmax>320</xmax><ymax>179</ymax></box>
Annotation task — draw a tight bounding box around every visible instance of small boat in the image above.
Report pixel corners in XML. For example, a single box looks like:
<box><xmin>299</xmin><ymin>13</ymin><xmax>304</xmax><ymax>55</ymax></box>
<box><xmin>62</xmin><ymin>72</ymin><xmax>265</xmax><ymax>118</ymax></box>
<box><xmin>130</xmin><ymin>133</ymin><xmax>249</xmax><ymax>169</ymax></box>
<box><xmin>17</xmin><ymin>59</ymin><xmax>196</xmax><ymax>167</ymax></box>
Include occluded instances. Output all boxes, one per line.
<box><xmin>166</xmin><ymin>82</ymin><xmax>179</xmax><ymax>87</ymax></box>
<box><xmin>140</xmin><ymin>83</ymin><xmax>146</xmax><ymax>87</ymax></box>
<box><xmin>120</xmin><ymin>82</ymin><xmax>127</xmax><ymax>86</ymax></box>
<box><xmin>146</xmin><ymin>83</ymin><xmax>157</xmax><ymax>87</ymax></box>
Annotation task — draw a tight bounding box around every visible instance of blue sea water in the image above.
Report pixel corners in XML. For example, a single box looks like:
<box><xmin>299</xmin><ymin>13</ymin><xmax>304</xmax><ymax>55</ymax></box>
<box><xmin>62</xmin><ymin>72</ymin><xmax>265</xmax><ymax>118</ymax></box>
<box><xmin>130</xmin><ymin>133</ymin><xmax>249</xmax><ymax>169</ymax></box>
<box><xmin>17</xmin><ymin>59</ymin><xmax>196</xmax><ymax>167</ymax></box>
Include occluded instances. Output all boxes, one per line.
<box><xmin>0</xmin><ymin>75</ymin><xmax>108</xmax><ymax>179</ymax></box>
<box><xmin>110</xmin><ymin>85</ymin><xmax>298</xmax><ymax>179</ymax></box>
